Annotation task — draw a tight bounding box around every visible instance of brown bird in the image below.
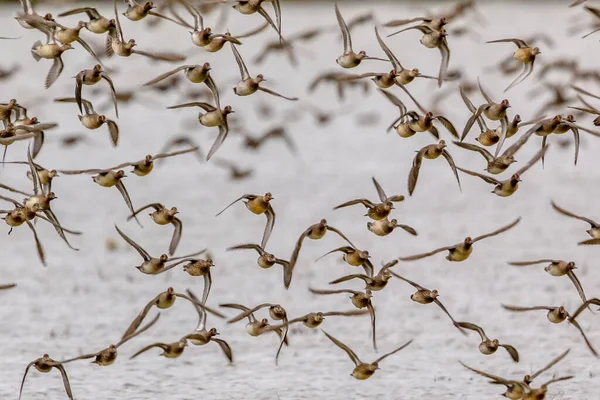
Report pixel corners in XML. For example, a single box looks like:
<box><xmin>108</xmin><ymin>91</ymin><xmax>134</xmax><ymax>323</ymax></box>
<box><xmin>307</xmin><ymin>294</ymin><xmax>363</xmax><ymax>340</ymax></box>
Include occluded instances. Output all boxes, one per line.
<box><xmin>317</xmin><ymin>246</ymin><xmax>374</xmax><ymax>277</ymax></box>
<box><xmin>322</xmin><ymin>330</ymin><xmax>412</xmax><ymax>380</ymax></box>
<box><xmin>288</xmin><ymin>219</ymin><xmax>355</xmax><ymax>285</ymax></box>
<box><xmin>408</xmin><ymin>140</ymin><xmax>461</xmax><ymax>195</ymax></box>
<box><xmin>114</xmin><ymin>225</ymin><xmax>206</xmax><ymax>275</ymax></box>
<box><xmin>74</xmin><ymin>65</ymin><xmax>118</xmax><ymax>118</ymax></box>
<box><xmin>551</xmin><ymin>201</ymin><xmax>600</xmax><ymax>245</ymax></box>
<box><xmin>127</xmin><ymin>203</ymin><xmax>182</xmax><ymax>255</ymax></box>
<box><xmin>181</xmin><ymin>289</ymin><xmax>233</xmax><ymax>364</ymax></box>
<box><xmin>508</xmin><ymin>259</ymin><xmax>588</xmax><ymax>305</ymax></box>
<box><xmin>487</xmin><ymin>38</ymin><xmax>541</xmax><ymax>92</ymax></box>
<box><xmin>461</xmin><ymin>79</ymin><xmax>512</xmax><ymax>156</ymax></box>
<box><xmin>503</xmin><ymin>300</ymin><xmax>600</xmax><ymax>356</ymax></box>
<box><xmin>334</xmin><ymin>177</ymin><xmax>405</xmax><ymax>220</ymax></box>
<box><xmin>226</xmin><ymin>302</ymin><xmax>287</xmax><ymax>364</ymax></box>
<box><xmin>452</xmin><ymin>124</ymin><xmax>537</xmax><ymax>175</ymax></box>
<box><xmin>399</xmin><ymin>218</ymin><xmax>521</xmax><ymax>262</ymax></box>
<box><xmin>329</xmin><ymin>260</ymin><xmax>398</xmax><ymax>292</ymax></box>
<box><xmin>309</xmin><ymin>288</ymin><xmax>377</xmax><ymax>350</ymax></box>
<box><xmin>54</xmin><ymin>97</ymin><xmax>118</xmax><ymax>147</ymax></box>
<box><xmin>62</xmin><ymin>314</ymin><xmax>160</xmax><ymax>367</ymax></box>
<box><xmin>391</xmin><ymin>272</ymin><xmax>466</xmax><ymax>334</ymax></box>
<box><xmin>455</xmin><ymin>321</ymin><xmax>519</xmax><ymax>361</ymax></box>
<box><xmin>227</xmin><ymin>243</ymin><xmax>292</xmax><ymax>288</ymax></box>
<box><xmin>456</xmin><ymin>145</ymin><xmax>547</xmax><ymax>197</ymax></box>
<box><xmin>216</xmin><ymin>193</ymin><xmax>275</xmax><ymax>249</ymax></box>
<box><xmin>121</xmin><ymin>287</ymin><xmax>224</xmax><ymax>340</ymax></box>
<box><xmin>19</xmin><ymin>354</ymin><xmax>73</xmax><ymax>400</ymax></box>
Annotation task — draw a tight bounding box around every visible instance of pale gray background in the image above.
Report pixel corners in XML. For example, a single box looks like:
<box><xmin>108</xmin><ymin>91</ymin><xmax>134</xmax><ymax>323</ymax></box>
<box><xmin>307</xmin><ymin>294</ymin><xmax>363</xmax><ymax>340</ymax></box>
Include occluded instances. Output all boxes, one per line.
<box><xmin>1</xmin><ymin>1</ymin><xmax>598</xmax><ymax>399</ymax></box>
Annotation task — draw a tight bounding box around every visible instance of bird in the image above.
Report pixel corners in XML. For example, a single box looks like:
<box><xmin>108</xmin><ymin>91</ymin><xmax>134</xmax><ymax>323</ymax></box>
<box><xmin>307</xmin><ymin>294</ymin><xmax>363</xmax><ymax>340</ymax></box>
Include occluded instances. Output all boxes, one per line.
<box><xmin>334</xmin><ymin>3</ymin><xmax>384</xmax><ymax>68</ymax></box>
<box><xmin>231</xmin><ymin>43</ymin><xmax>298</xmax><ymax>100</ymax></box>
<box><xmin>181</xmin><ymin>289</ymin><xmax>233</xmax><ymax>363</ymax></box>
<box><xmin>288</xmin><ymin>219</ymin><xmax>355</xmax><ymax>285</ymax></box>
<box><xmin>30</xmin><ymin>34</ymin><xmax>73</xmax><ymax>89</ymax></box>
<box><xmin>227</xmin><ymin>243</ymin><xmax>292</xmax><ymax>288</ymax></box>
<box><xmin>452</xmin><ymin>124</ymin><xmax>537</xmax><ymax>174</ymax></box>
<box><xmin>388</xmin><ymin>25</ymin><xmax>450</xmax><ymax>87</ymax></box>
<box><xmin>316</xmin><ymin>246</ymin><xmax>375</xmax><ymax>277</ymax></box>
<box><xmin>551</xmin><ymin>201</ymin><xmax>600</xmax><ymax>244</ymax></box>
<box><xmin>399</xmin><ymin>217</ymin><xmax>521</xmax><ymax>262</ymax></box>
<box><xmin>19</xmin><ymin>354</ymin><xmax>73</xmax><ymax>400</ymax></box>
<box><xmin>487</xmin><ymin>38</ymin><xmax>541</xmax><ymax>91</ymax></box>
<box><xmin>127</xmin><ymin>203</ymin><xmax>183</xmax><ymax>255</ymax></box>
<box><xmin>321</xmin><ymin>330</ymin><xmax>412</xmax><ymax>380</ymax></box>
<box><xmin>114</xmin><ymin>225</ymin><xmax>206</xmax><ymax>275</ymax></box>
<box><xmin>408</xmin><ymin>140</ymin><xmax>461</xmax><ymax>195</ymax></box>
<box><xmin>461</xmin><ymin>79</ymin><xmax>512</xmax><ymax>156</ymax></box>
<box><xmin>54</xmin><ymin>97</ymin><xmax>118</xmax><ymax>147</ymax></box>
<box><xmin>121</xmin><ymin>287</ymin><xmax>224</xmax><ymax>340</ymax></box>
<box><xmin>61</xmin><ymin>313</ymin><xmax>160</xmax><ymax>366</ymax></box>
<box><xmin>502</xmin><ymin>301</ymin><xmax>600</xmax><ymax>356</ymax></box>
<box><xmin>333</xmin><ymin>177</ymin><xmax>405</xmax><ymax>220</ymax></box>
<box><xmin>107</xmin><ymin>0</ymin><xmax>185</xmax><ymax>62</ymax></box>
<box><xmin>456</xmin><ymin>145</ymin><xmax>547</xmax><ymax>197</ymax></box>
<box><xmin>225</xmin><ymin>302</ymin><xmax>288</xmax><ymax>364</ymax></box>
<box><xmin>130</xmin><ymin>338</ymin><xmax>188</xmax><ymax>360</ymax></box>
<box><xmin>508</xmin><ymin>259</ymin><xmax>588</xmax><ymax>305</ymax></box>
<box><xmin>216</xmin><ymin>193</ymin><xmax>275</xmax><ymax>249</ymax></box>
<box><xmin>455</xmin><ymin>321</ymin><xmax>519</xmax><ymax>361</ymax></box>
<box><xmin>143</xmin><ymin>63</ymin><xmax>220</xmax><ymax>105</ymax></box>
<box><xmin>390</xmin><ymin>272</ymin><xmax>466</xmax><ymax>333</ymax></box>
<box><xmin>232</xmin><ymin>0</ymin><xmax>283</xmax><ymax>42</ymax></box>
<box><xmin>309</xmin><ymin>288</ymin><xmax>378</xmax><ymax>350</ymax></box>
<box><xmin>167</xmin><ymin>100</ymin><xmax>234</xmax><ymax>160</ymax></box>
<box><xmin>367</xmin><ymin>218</ymin><xmax>417</xmax><ymax>237</ymax></box>
<box><xmin>329</xmin><ymin>260</ymin><xmax>398</xmax><ymax>291</ymax></box>
<box><xmin>74</xmin><ymin>65</ymin><xmax>118</xmax><ymax>118</ymax></box>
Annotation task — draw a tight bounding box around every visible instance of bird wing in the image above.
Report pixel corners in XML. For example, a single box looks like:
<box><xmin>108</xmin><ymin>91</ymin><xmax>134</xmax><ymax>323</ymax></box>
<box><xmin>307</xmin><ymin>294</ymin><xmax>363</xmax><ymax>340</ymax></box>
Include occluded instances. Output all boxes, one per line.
<box><xmin>206</xmin><ymin>120</ymin><xmax>230</xmax><ymax>161</ymax></box>
<box><xmin>169</xmin><ymin>217</ymin><xmax>182</xmax><ymax>256</ymax></box>
<box><xmin>456</xmin><ymin>166</ymin><xmax>501</xmax><ymax>185</ymax></box>
<box><xmin>230</xmin><ymin>43</ymin><xmax>250</xmax><ymax>81</ymax></box>
<box><xmin>472</xmin><ymin>217</ymin><xmax>521</xmax><ymax>243</ymax></box>
<box><xmin>374</xmin><ymin>339</ymin><xmax>413</xmax><ymax>364</ymax></box>
<box><xmin>397</xmin><ymin>244</ymin><xmax>454</xmax><ymax>261</ymax></box>
<box><xmin>530</xmin><ymin>349</ymin><xmax>571</xmax><ymax>380</ymax></box>
<box><xmin>322</xmin><ymin>330</ymin><xmax>362</xmax><ymax>366</ymax></box>
<box><xmin>453</xmin><ymin>141</ymin><xmax>494</xmax><ymax>162</ymax></box>
<box><xmin>515</xmin><ymin>145</ymin><xmax>547</xmax><ymax>176</ymax></box>
<box><xmin>215</xmin><ymin>194</ymin><xmax>254</xmax><ymax>216</ymax></box>
<box><xmin>451</xmin><ymin>317</ymin><xmax>489</xmax><ymax>340</ymax></box>
<box><xmin>115</xmin><ymin>224</ymin><xmax>151</xmax><ymax>261</ymax></box>
<box><xmin>143</xmin><ymin>65</ymin><xmax>190</xmax><ymax>86</ymax></box>
<box><xmin>334</xmin><ymin>3</ymin><xmax>352</xmax><ymax>53</ymax></box>
<box><xmin>487</xmin><ymin>38</ymin><xmax>529</xmax><ymax>48</ymax></box>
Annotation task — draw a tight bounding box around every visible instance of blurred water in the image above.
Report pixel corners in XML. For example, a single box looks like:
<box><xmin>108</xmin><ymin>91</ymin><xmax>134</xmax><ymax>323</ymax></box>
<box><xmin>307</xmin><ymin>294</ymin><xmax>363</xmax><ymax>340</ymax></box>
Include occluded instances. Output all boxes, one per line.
<box><xmin>1</xmin><ymin>1</ymin><xmax>599</xmax><ymax>399</ymax></box>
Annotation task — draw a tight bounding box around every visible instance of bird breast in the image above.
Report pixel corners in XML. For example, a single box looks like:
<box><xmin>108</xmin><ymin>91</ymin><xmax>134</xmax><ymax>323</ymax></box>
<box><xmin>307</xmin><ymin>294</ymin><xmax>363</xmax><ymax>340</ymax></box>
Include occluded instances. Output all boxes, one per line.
<box><xmin>235</xmin><ymin>80</ymin><xmax>259</xmax><ymax>96</ymax></box>
<box><xmin>200</xmin><ymin>110</ymin><xmax>224</xmax><ymax>127</ymax></box>
<box><xmin>54</xmin><ymin>28</ymin><xmax>79</xmax><ymax>44</ymax></box>
<box><xmin>203</xmin><ymin>38</ymin><xmax>226</xmax><ymax>53</ymax></box>
<box><xmin>336</xmin><ymin>54</ymin><xmax>361</xmax><ymax>69</ymax></box>
<box><xmin>80</xmin><ymin>115</ymin><xmax>103</xmax><ymax>130</ymax></box>
<box><xmin>4</xmin><ymin>212</ymin><xmax>26</xmax><ymax>227</ymax></box>
<box><xmin>513</xmin><ymin>48</ymin><xmax>535</xmax><ymax>64</ymax></box>
<box><xmin>395</xmin><ymin>123</ymin><xmax>416</xmax><ymax>138</ymax></box>
<box><xmin>478</xmin><ymin>341</ymin><xmax>498</xmax><ymax>355</ymax></box>
<box><xmin>494</xmin><ymin>182</ymin><xmax>518</xmax><ymax>197</ymax></box>
<box><xmin>186</xmin><ymin>68</ymin><xmax>208</xmax><ymax>83</ymax></box>
<box><xmin>257</xmin><ymin>256</ymin><xmax>275</xmax><ymax>269</ymax></box>
<box><xmin>368</xmin><ymin>220</ymin><xmax>392</xmax><ymax>236</ymax></box>
<box><xmin>34</xmin><ymin>44</ymin><xmax>62</xmax><ymax>59</ymax></box>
